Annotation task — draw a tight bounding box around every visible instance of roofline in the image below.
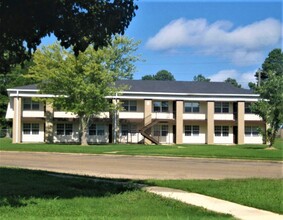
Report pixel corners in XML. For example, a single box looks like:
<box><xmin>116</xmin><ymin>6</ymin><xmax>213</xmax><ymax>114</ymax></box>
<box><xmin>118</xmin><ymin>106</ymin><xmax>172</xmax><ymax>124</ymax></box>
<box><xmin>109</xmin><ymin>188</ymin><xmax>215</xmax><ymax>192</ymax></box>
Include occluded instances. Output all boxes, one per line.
<box><xmin>8</xmin><ymin>89</ymin><xmax>258</xmax><ymax>97</ymax></box>
<box><xmin>7</xmin><ymin>89</ymin><xmax>39</xmax><ymax>92</ymax></box>
<box><xmin>106</xmin><ymin>95</ymin><xmax>260</xmax><ymax>102</ymax></box>
<box><xmin>121</xmin><ymin>91</ymin><xmax>258</xmax><ymax>97</ymax></box>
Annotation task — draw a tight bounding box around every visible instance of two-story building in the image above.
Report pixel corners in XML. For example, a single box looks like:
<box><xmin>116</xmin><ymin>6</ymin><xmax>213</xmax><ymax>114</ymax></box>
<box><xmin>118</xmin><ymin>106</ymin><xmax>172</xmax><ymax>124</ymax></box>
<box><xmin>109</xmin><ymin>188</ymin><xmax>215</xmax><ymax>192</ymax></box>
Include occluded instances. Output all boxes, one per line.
<box><xmin>6</xmin><ymin>80</ymin><xmax>265</xmax><ymax>145</ymax></box>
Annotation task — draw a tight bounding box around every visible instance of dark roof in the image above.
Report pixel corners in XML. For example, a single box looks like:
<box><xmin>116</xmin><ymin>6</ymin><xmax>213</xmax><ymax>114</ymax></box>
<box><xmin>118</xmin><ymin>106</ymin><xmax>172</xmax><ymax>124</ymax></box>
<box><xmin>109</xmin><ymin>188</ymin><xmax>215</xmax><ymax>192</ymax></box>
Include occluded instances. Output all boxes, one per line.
<box><xmin>116</xmin><ymin>80</ymin><xmax>254</xmax><ymax>95</ymax></box>
<box><xmin>8</xmin><ymin>84</ymin><xmax>38</xmax><ymax>90</ymax></box>
<box><xmin>9</xmin><ymin>80</ymin><xmax>254</xmax><ymax>95</ymax></box>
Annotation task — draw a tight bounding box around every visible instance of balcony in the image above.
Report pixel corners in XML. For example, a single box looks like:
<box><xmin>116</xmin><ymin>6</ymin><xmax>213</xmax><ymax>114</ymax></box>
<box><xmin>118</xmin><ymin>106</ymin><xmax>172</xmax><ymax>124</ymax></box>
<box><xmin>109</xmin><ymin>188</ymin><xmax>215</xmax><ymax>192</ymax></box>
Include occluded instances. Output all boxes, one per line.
<box><xmin>214</xmin><ymin>113</ymin><xmax>234</xmax><ymax>121</ymax></box>
<box><xmin>119</xmin><ymin>112</ymin><xmax>144</xmax><ymax>119</ymax></box>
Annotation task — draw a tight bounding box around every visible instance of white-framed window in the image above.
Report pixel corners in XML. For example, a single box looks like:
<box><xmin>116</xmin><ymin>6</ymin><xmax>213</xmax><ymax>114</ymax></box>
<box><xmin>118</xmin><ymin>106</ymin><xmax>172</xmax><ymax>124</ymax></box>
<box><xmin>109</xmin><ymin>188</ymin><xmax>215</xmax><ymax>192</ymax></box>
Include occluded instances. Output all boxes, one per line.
<box><xmin>245</xmin><ymin>102</ymin><xmax>253</xmax><ymax>114</ymax></box>
<box><xmin>23</xmin><ymin>123</ymin><xmax>39</xmax><ymax>135</ymax></box>
<box><xmin>184</xmin><ymin>125</ymin><xmax>199</xmax><ymax>136</ymax></box>
<box><xmin>23</xmin><ymin>98</ymin><xmax>40</xmax><ymax>110</ymax></box>
<box><xmin>121</xmin><ymin>124</ymin><xmax>137</xmax><ymax>136</ymax></box>
<box><xmin>122</xmin><ymin>100</ymin><xmax>137</xmax><ymax>112</ymax></box>
<box><xmin>245</xmin><ymin>126</ymin><xmax>259</xmax><ymax>136</ymax></box>
<box><xmin>153</xmin><ymin>125</ymin><xmax>168</xmax><ymax>136</ymax></box>
<box><xmin>215</xmin><ymin>102</ymin><xmax>229</xmax><ymax>113</ymax></box>
<box><xmin>56</xmin><ymin>123</ymin><xmax>73</xmax><ymax>135</ymax></box>
<box><xmin>184</xmin><ymin>102</ymin><xmax>199</xmax><ymax>113</ymax></box>
<box><xmin>153</xmin><ymin>101</ymin><xmax>169</xmax><ymax>112</ymax></box>
<box><xmin>215</xmin><ymin>126</ymin><xmax>229</xmax><ymax>137</ymax></box>
<box><xmin>89</xmin><ymin>124</ymin><xmax>105</xmax><ymax>136</ymax></box>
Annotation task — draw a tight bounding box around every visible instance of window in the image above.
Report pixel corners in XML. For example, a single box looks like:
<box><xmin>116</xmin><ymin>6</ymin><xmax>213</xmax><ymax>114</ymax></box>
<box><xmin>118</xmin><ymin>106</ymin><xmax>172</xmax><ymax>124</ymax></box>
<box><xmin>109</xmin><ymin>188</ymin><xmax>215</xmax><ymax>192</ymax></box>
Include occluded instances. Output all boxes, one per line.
<box><xmin>121</xmin><ymin>124</ymin><xmax>137</xmax><ymax>136</ymax></box>
<box><xmin>56</xmin><ymin>123</ymin><xmax>73</xmax><ymax>135</ymax></box>
<box><xmin>23</xmin><ymin>123</ymin><xmax>31</xmax><ymax>134</ymax></box>
<box><xmin>153</xmin><ymin>101</ymin><xmax>168</xmax><ymax>112</ymax></box>
<box><xmin>97</xmin><ymin>125</ymin><xmax>105</xmax><ymax>136</ymax></box>
<box><xmin>215</xmin><ymin>102</ymin><xmax>229</xmax><ymax>113</ymax></box>
<box><xmin>122</xmin><ymin>100</ymin><xmax>137</xmax><ymax>112</ymax></box>
<box><xmin>153</xmin><ymin>125</ymin><xmax>168</xmax><ymax>136</ymax></box>
<box><xmin>23</xmin><ymin>98</ymin><xmax>40</xmax><ymax>110</ymax></box>
<box><xmin>245</xmin><ymin>126</ymin><xmax>259</xmax><ymax>136</ymax></box>
<box><xmin>153</xmin><ymin>125</ymin><xmax>160</xmax><ymax>136</ymax></box>
<box><xmin>89</xmin><ymin>124</ymin><xmax>96</xmax><ymax>135</ymax></box>
<box><xmin>215</xmin><ymin>126</ymin><xmax>229</xmax><ymax>137</ymax></box>
<box><xmin>184</xmin><ymin>102</ymin><xmax>199</xmax><ymax>113</ymax></box>
<box><xmin>121</xmin><ymin>125</ymin><xmax>128</xmax><ymax>136</ymax></box>
<box><xmin>23</xmin><ymin>123</ymin><xmax>39</xmax><ymax>135</ymax></box>
<box><xmin>161</xmin><ymin>125</ymin><xmax>168</xmax><ymax>136</ymax></box>
<box><xmin>245</xmin><ymin>102</ymin><xmax>252</xmax><ymax>114</ymax></box>
<box><xmin>89</xmin><ymin>124</ymin><xmax>105</xmax><ymax>136</ymax></box>
<box><xmin>184</xmin><ymin>125</ymin><xmax>199</xmax><ymax>136</ymax></box>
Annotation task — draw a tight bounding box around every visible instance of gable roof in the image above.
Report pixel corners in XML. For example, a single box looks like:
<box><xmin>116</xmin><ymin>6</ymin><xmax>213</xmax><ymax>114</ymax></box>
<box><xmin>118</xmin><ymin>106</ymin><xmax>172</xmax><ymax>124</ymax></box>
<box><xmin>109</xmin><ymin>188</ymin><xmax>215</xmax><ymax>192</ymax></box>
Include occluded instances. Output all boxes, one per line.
<box><xmin>116</xmin><ymin>80</ymin><xmax>254</xmax><ymax>95</ymax></box>
<box><xmin>8</xmin><ymin>80</ymin><xmax>255</xmax><ymax>96</ymax></box>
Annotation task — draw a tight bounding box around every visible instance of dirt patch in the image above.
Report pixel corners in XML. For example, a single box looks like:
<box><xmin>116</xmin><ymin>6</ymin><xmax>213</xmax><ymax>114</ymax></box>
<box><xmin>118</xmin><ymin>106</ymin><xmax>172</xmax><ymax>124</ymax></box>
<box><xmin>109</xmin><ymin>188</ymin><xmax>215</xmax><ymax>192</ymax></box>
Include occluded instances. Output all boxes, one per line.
<box><xmin>265</xmin><ymin>147</ymin><xmax>277</xmax><ymax>150</ymax></box>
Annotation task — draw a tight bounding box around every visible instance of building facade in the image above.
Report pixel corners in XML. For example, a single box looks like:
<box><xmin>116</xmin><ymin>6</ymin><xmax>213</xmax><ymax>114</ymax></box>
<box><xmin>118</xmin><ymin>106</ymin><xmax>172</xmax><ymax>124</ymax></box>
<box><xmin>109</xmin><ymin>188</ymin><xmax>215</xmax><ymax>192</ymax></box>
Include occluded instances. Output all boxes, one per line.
<box><xmin>6</xmin><ymin>80</ymin><xmax>265</xmax><ymax>145</ymax></box>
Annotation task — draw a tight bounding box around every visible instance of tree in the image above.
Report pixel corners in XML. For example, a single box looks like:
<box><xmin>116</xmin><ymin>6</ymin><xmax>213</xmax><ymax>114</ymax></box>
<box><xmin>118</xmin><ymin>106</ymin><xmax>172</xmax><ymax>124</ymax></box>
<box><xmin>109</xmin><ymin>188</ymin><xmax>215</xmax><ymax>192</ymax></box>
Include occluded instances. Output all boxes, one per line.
<box><xmin>253</xmin><ymin>49</ymin><xmax>283</xmax><ymax>85</ymax></box>
<box><xmin>0</xmin><ymin>0</ymin><xmax>138</xmax><ymax>74</ymax></box>
<box><xmin>224</xmin><ymin>78</ymin><xmax>242</xmax><ymax>88</ymax></box>
<box><xmin>193</xmin><ymin>74</ymin><xmax>210</xmax><ymax>82</ymax></box>
<box><xmin>252</xmin><ymin>71</ymin><xmax>283</xmax><ymax>147</ymax></box>
<box><xmin>250</xmin><ymin>49</ymin><xmax>283</xmax><ymax>147</ymax></box>
<box><xmin>142</xmin><ymin>70</ymin><xmax>175</xmax><ymax>81</ymax></box>
<box><xmin>141</xmin><ymin>75</ymin><xmax>154</xmax><ymax>80</ymax></box>
<box><xmin>0</xmin><ymin>60</ymin><xmax>37</xmax><ymax>132</ymax></box>
<box><xmin>28</xmin><ymin>36</ymin><xmax>140</xmax><ymax>145</ymax></box>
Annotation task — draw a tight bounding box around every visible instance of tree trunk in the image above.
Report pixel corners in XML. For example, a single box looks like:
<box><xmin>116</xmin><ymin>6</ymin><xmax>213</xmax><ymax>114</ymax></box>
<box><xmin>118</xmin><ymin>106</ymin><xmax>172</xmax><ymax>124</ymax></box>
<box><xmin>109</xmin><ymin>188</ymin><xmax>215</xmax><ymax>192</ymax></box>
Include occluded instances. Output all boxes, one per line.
<box><xmin>80</xmin><ymin>116</ymin><xmax>89</xmax><ymax>146</ymax></box>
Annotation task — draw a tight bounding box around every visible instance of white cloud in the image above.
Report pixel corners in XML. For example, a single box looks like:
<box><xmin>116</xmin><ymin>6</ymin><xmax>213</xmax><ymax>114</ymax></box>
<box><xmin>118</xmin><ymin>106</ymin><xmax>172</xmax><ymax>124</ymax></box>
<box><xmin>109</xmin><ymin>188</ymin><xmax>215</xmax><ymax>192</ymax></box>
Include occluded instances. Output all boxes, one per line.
<box><xmin>209</xmin><ymin>69</ymin><xmax>257</xmax><ymax>88</ymax></box>
<box><xmin>146</xmin><ymin>18</ymin><xmax>282</xmax><ymax>66</ymax></box>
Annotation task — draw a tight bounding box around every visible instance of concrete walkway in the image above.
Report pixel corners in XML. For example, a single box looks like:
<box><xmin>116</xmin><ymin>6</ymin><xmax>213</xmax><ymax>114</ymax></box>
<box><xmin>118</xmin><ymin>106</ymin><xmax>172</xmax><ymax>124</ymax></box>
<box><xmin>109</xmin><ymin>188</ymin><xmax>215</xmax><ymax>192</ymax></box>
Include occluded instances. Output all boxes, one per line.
<box><xmin>144</xmin><ymin>186</ymin><xmax>283</xmax><ymax>220</ymax></box>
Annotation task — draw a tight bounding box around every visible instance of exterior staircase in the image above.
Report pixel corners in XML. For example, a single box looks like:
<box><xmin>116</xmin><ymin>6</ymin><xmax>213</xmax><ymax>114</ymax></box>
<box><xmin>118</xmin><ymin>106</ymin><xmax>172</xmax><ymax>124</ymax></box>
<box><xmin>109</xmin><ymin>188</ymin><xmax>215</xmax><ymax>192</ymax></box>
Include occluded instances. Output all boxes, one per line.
<box><xmin>140</xmin><ymin>119</ymin><xmax>162</xmax><ymax>145</ymax></box>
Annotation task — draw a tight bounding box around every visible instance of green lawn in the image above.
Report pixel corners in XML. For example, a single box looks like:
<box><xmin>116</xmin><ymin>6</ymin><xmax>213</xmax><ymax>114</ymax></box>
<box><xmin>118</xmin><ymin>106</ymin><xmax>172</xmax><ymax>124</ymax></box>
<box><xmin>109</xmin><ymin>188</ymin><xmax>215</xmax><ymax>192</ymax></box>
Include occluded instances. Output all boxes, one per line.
<box><xmin>0</xmin><ymin>168</ymin><xmax>234</xmax><ymax>220</ymax></box>
<box><xmin>147</xmin><ymin>178</ymin><xmax>283</xmax><ymax>214</ymax></box>
<box><xmin>1</xmin><ymin>138</ymin><xmax>282</xmax><ymax>160</ymax></box>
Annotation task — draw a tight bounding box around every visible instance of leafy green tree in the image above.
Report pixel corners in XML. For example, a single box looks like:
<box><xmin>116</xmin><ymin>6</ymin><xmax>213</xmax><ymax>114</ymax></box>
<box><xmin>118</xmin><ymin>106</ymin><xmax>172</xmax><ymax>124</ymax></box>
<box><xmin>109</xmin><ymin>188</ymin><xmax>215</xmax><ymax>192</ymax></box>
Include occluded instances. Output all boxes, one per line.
<box><xmin>224</xmin><ymin>78</ymin><xmax>242</xmax><ymax>88</ymax></box>
<box><xmin>142</xmin><ymin>70</ymin><xmax>175</xmax><ymax>81</ymax></box>
<box><xmin>252</xmin><ymin>49</ymin><xmax>283</xmax><ymax>86</ymax></box>
<box><xmin>193</xmin><ymin>74</ymin><xmax>210</xmax><ymax>82</ymax></box>
<box><xmin>0</xmin><ymin>60</ymin><xmax>37</xmax><ymax>132</ymax></box>
<box><xmin>252</xmin><ymin>72</ymin><xmax>283</xmax><ymax>147</ymax></box>
<box><xmin>0</xmin><ymin>0</ymin><xmax>138</xmax><ymax>74</ymax></box>
<box><xmin>28</xmin><ymin>36</ymin><xmax>140</xmax><ymax>145</ymax></box>
<box><xmin>141</xmin><ymin>75</ymin><xmax>154</xmax><ymax>80</ymax></box>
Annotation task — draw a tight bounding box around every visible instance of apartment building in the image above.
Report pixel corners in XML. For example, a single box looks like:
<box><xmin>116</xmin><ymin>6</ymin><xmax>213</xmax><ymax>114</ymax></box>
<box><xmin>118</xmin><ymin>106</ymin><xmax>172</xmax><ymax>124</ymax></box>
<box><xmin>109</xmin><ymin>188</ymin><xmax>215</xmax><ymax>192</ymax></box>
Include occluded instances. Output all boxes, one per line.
<box><xmin>6</xmin><ymin>80</ymin><xmax>265</xmax><ymax>145</ymax></box>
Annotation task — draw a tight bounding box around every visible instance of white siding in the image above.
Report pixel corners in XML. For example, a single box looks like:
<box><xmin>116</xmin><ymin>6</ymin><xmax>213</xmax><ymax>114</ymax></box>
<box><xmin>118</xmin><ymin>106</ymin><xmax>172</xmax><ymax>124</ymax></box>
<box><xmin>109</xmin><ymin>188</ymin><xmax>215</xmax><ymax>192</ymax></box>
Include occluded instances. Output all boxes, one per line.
<box><xmin>214</xmin><ymin>114</ymin><xmax>234</xmax><ymax>120</ymax></box>
<box><xmin>22</xmin><ymin>122</ymin><xmax>44</xmax><ymax>142</ymax></box>
<box><xmin>5</xmin><ymin>101</ymin><xmax>13</xmax><ymax>119</ymax></box>
<box><xmin>88</xmin><ymin>124</ymin><xmax>109</xmax><ymax>143</ymax></box>
<box><xmin>214</xmin><ymin>126</ymin><xmax>233</xmax><ymax>144</ymax></box>
<box><xmin>244</xmin><ymin>136</ymin><xmax>263</xmax><ymax>144</ymax></box>
<box><xmin>119</xmin><ymin>112</ymin><xmax>144</xmax><ymax>119</ymax></box>
<box><xmin>53</xmin><ymin>122</ymin><xmax>80</xmax><ymax>143</ymax></box>
<box><xmin>152</xmin><ymin>112</ymin><xmax>174</xmax><ymax>120</ymax></box>
<box><xmin>22</xmin><ymin>110</ymin><xmax>45</xmax><ymax>118</ymax></box>
<box><xmin>53</xmin><ymin>111</ymin><xmax>78</xmax><ymax>118</ymax></box>
<box><xmin>183</xmin><ymin>124</ymin><xmax>206</xmax><ymax>144</ymax></box>
<box><xmin>244</xmin><ymin>114</ymin><xmax>262</xmax><ymax>121</ymax></box>
<box><xmin>183</xmin><ymin>113</ymin><xmax>206</xmax><ymax>120</ymax></box>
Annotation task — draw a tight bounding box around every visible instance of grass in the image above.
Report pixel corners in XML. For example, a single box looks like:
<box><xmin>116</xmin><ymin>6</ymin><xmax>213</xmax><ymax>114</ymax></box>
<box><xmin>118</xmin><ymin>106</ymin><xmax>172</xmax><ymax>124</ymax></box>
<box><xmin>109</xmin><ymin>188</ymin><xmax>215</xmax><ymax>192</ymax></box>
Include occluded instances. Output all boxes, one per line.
<box><xmin>1</xmin><ymin>138</ymin><xmax>282</xmax><ymax>160</ymax></box>
<box><xmin>147</xmin><ymin>178</ymin><xmax>283</xmax><ymax>214</ymax></box>
<box><xmin>0</xmin><ymin>167</ymin><xmax>234</xmax><ymax>220</ymax></box>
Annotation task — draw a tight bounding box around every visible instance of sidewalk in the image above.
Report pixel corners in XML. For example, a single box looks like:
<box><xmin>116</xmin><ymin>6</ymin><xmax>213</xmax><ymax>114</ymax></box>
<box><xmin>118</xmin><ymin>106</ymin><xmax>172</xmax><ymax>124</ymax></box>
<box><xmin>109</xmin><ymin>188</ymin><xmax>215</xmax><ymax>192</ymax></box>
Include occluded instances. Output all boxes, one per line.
<box><xmin>144</xmin><ymin>186</ymin><xmax>283</xmax><ymax>220</ymax></box>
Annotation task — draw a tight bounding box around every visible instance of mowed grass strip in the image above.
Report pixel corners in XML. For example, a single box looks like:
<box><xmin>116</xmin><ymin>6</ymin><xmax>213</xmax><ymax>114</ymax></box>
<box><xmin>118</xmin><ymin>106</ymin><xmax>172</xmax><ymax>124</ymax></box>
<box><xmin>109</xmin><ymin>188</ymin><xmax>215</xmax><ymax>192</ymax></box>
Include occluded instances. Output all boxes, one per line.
<box><xmin>1</xmin><ymin>138</ymin><xmax>282</xmax><ymax>160</ymax></box>
<box><xmin>0</xmin><ymin>168</ymin><xmax>234</xmax><ymax>220</ymax></box>
<box><xmin>147</xmin><ymin>178</ymin><xmax>283</xmax><ymax>214</ymax></box>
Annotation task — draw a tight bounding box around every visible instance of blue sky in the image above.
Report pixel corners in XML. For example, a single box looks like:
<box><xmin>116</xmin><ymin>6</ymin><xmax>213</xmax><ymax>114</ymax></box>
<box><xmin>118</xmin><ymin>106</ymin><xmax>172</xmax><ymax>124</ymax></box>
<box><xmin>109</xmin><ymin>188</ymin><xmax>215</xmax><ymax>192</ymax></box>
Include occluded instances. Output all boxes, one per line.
<box><xmin>42</xmin><ymin>0</ymin><xmax>282</xmax><ymax>87</ymax></box>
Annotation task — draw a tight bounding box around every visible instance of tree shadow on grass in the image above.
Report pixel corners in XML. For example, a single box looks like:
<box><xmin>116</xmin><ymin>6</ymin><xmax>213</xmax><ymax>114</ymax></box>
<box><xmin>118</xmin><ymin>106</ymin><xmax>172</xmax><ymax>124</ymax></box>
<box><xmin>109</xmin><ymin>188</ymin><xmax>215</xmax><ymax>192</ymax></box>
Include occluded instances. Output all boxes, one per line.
<box><xmin>0</xmin><ymin>167</ymin><xmax>145</xmax><ymax>208</ymax></box>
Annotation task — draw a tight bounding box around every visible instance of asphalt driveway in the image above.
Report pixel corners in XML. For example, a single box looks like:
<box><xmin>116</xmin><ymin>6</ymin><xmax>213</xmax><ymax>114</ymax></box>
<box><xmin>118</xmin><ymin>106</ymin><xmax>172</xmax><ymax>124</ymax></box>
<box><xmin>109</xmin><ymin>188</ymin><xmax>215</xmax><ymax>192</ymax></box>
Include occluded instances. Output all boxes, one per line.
<box><xmin>0</xmin><ymin>151</ymin><xmax>282</xmax><ymax>179</ymax></box>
